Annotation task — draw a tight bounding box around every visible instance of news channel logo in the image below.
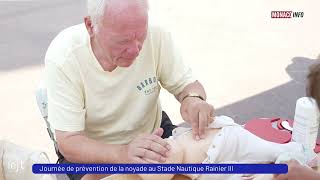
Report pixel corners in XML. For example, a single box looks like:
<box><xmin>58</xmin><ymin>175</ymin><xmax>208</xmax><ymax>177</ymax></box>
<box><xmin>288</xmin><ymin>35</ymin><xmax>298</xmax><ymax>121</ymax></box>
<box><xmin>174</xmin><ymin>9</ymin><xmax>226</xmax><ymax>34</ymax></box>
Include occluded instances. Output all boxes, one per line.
<box><xmin>271</xmin><ymin>11</ymin><xmax>304</xmax><ymax>18</ymax></box>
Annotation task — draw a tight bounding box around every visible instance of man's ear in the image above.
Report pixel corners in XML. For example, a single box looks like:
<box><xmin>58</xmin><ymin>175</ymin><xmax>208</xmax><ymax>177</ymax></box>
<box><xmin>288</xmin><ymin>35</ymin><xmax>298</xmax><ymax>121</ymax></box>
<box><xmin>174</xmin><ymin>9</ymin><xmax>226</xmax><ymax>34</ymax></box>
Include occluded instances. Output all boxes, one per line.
<box><xmin>84</xmin><ymin>16</ymin><xmax>95</xmax><ymax>38</ymax></box>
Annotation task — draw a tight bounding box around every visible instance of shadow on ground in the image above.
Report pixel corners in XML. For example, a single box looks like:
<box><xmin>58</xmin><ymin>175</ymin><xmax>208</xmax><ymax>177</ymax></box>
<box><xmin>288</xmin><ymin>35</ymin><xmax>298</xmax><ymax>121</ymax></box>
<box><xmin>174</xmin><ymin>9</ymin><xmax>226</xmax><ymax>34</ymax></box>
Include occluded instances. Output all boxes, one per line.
<box><xmin>216</xmin><ymin>56</ymin><xmax>320</xmax><ymax>124</ymax></box>
<box><xmin>0</xmin><ymin>0</ymin><xmax>86</xmax><ymax>71</ymax></box>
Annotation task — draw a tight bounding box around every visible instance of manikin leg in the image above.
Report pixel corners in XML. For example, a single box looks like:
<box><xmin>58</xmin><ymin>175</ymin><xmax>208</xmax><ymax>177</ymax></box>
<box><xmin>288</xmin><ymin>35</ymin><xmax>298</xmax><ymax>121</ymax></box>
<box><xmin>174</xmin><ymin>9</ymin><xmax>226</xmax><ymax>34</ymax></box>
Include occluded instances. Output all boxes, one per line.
<box><xmin>204</xmin><ymin>126</ymin><xmax>303</xmax><ymax>164</ymax></box>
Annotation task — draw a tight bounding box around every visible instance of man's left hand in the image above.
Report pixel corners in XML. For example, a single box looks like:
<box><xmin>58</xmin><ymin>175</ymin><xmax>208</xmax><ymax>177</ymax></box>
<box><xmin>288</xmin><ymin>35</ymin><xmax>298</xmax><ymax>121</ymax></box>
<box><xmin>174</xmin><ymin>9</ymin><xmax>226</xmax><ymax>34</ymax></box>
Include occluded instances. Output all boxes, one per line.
<box><xmin>180</xmin><ymin>97</ymin><xmax>215</xmax><ymax>140</ymax></box>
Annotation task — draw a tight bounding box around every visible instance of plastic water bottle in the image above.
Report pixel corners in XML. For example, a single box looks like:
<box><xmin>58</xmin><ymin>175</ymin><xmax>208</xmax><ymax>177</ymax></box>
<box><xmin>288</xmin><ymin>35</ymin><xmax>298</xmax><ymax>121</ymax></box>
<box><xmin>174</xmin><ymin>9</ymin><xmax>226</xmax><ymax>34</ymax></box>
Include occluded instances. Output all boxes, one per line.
<box><xmin>292</xmin><ymin>97</ymin><xmax>320</xmax><ymax>150</ymax></box>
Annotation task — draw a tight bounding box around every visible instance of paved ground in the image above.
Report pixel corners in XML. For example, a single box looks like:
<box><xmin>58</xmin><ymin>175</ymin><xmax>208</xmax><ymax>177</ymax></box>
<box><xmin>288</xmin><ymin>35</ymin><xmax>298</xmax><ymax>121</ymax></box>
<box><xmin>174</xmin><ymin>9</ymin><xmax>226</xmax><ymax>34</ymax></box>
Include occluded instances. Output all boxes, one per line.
<box><xmin>0</xmin><ymin>0</ymin><xmax>319</xmax><ymax>163</ymax></box>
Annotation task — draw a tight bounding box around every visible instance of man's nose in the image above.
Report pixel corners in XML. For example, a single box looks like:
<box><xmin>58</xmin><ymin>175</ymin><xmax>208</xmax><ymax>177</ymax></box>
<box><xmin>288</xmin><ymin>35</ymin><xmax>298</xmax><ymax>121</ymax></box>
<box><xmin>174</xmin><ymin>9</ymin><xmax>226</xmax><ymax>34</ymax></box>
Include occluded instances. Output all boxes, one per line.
<box><xmin>126</xmin><ymin>41</ymin><xmax>141</xmax><ymax>56</ymax></box>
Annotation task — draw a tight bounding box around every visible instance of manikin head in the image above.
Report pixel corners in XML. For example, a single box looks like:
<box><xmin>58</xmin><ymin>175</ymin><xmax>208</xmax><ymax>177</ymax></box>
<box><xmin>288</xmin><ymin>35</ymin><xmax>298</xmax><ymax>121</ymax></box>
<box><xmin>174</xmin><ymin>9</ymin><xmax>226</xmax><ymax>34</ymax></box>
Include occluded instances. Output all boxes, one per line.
<box><xmin>85</xmin><ymin>0</ymin><xmax>149</xmax><ymax>71</ymax></box>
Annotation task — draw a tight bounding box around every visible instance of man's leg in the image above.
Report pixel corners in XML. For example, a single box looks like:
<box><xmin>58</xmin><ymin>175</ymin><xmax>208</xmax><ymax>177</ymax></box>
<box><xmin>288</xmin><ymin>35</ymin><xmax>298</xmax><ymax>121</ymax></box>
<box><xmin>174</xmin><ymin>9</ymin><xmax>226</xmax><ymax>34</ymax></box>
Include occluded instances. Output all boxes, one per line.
<box><xmin>57</xmin><ymin>158</ymin><xmax>86</xmax><ymax>180</ymax></box>
<box><xmin>160</xmin><ymin>111</ymin><xmax>177</xmax><ymax>138</ymax></box>
<box><xmin>57</xmin><ymin>156</ymin><xmax>109</xmax><ymax>180</ymax></box>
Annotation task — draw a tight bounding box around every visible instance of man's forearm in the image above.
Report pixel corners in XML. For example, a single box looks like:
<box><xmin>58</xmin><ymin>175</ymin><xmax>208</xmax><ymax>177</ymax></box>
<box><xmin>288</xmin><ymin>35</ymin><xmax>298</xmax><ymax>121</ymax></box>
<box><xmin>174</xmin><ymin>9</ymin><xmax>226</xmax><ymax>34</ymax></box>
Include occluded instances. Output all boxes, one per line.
<box><xmin>176</xmin><ymin>80</ymin><xmax>207</xmax><ymax>103</ymax></box>
<box><xmin>57</xmin><ymin>131</ymin><xmax>127</xmax><ymax>164</ymax></box>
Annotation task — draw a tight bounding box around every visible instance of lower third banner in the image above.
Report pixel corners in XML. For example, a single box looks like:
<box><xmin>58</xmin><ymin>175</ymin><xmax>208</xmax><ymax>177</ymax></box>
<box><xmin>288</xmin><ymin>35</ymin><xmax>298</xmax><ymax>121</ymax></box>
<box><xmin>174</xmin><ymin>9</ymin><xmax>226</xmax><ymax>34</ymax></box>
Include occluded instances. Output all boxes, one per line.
<box><xmin>32</xmin><ymin>164</ymin><xmax>288</xmax><ymax>174</ymax></box>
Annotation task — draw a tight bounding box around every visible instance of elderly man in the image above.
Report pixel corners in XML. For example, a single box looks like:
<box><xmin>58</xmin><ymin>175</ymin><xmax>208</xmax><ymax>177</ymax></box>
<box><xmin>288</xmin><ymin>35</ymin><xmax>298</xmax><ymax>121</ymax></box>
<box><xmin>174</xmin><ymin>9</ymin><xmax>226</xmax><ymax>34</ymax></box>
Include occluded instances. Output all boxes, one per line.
<box><xmin>45</xmin><ymin>0</ymin><xmax>214</xmax><ymax>179</ymax></box>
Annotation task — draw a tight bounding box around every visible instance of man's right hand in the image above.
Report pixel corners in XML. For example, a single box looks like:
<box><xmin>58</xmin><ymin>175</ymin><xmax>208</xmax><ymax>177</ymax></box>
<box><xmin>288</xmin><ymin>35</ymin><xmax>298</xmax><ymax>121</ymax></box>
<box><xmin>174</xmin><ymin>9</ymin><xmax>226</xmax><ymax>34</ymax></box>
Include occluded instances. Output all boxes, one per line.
<box><xmin>122</xmin><ymin>128</ymin><xmax>171</xmax><ymax>163</ymax></box>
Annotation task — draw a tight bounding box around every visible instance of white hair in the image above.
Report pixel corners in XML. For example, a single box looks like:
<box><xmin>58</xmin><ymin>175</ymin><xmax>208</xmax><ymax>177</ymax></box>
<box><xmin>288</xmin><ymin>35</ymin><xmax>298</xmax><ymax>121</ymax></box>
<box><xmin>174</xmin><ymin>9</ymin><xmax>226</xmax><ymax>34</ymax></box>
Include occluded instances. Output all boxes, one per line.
<box><xmin>87</xmin><ymin>0</ymin><xmax>149</xmax><ymax>25</ymax></box>
<box><xmin>87</xmin><ymin>0</ymin><xmax>108</xmax><ymax>25</ymax></box>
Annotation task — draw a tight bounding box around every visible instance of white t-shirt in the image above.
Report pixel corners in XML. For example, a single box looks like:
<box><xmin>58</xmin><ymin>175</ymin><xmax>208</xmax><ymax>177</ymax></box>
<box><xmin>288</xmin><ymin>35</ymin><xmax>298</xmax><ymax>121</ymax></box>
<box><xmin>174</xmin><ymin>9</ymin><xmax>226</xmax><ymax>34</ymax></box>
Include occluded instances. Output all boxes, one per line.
<box><xmin>45</xmin><ymin>23</ymin><xmax>194</xmax><ymax>144</ymax></box>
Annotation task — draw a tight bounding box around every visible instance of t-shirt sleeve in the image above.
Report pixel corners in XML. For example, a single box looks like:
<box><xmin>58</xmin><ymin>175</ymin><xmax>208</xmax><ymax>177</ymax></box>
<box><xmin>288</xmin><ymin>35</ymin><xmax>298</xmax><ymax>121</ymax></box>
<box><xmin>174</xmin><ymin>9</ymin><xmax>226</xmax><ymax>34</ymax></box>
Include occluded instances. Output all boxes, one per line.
<box><xmin>157</xmin><ymin>30</ymin><xmax>196</xmax><ymax>96</ymax></box>
<box><xmin>45</xmin><ymin>60</ymin><xmax>85</xmax><ymax>132</ymax></box>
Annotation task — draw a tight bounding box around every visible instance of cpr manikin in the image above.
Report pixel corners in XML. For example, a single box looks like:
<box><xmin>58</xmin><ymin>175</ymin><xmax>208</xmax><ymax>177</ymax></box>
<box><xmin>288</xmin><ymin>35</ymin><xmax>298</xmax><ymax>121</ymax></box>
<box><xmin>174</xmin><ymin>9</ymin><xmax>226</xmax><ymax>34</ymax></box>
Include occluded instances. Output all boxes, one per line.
<box><xmin>139</xmin><ymin>116</ymin><xmax>314</xmax><ymax>180</ymax></box>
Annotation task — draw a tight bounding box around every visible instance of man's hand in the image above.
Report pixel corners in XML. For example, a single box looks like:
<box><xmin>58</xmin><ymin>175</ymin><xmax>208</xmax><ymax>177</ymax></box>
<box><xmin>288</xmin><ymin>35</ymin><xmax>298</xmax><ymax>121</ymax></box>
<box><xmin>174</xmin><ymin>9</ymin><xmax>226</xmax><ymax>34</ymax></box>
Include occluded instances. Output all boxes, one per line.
<box><xmin>273</xmin><ymin>160</ymin><xmax>300</xmax><ymax>180</ymax></box>
<box><xmin>180</xmin><ymin>96</ymin><xmax>215</xmax><ymax>140</ymax></box>
<box><xmin>273</xmin><ymin>159</ymin><xmax>320</xmax><ymax>180</ymax></box>
<box><xmin>122</xmin><ymin>128</ymin><xmax>171</xmax><ymax>163</ymax></box>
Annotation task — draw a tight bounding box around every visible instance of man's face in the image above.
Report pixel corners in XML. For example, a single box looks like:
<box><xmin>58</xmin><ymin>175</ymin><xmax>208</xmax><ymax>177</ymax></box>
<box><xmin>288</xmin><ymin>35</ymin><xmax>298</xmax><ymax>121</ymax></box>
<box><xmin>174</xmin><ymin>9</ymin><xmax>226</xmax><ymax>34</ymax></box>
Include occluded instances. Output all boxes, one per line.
<box><xmin>95</xmin><ymin>6</ymin><xmax>148</xmax><ymax>67</ymax></box>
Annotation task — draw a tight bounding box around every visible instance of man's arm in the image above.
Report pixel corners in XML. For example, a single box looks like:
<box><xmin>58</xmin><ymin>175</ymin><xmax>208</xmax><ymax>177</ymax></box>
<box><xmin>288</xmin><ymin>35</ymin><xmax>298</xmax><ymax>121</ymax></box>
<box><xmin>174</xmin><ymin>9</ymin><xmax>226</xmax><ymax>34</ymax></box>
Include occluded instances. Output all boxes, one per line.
<box><xmin>56</xmin><ymin>128</ymin><xmax>171</xmax><ymax>164</ymax></box>
<box><xmin>176</xmin><ymin>81</ymin><xmax>215</xmax><ymax>140</ymax></box>
<box><xmin>56</xmin><ymin>130</ymin><xmax>126</xmax><ymax>163</ymax></box>
<box><xmin>176</xmin><ymin>80</ymin><xmax>207</xmax><ymax>103</ymax></box>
